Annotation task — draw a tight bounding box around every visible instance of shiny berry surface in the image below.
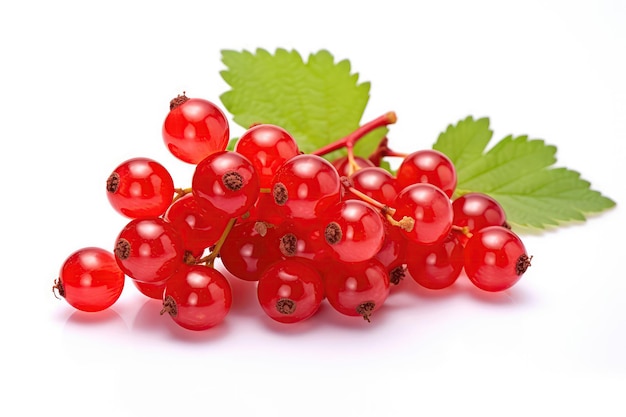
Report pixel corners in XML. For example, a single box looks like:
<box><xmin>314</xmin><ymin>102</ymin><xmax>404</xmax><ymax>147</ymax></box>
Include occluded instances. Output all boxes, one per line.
<box><xmin>323</xmin><ymin>200</ymin><xmax>385</xmax><ymax>263</ymax></box>
<box><xmin>235</xmin><ymin>124</ymin><xmax>300</xmax><ymax>188</ymax></box>
<box><xmin>396</xmin><ymin>149</ymin><xmax>457</xmax><ymax>197</ymax></box>
<box><xmin>192</xmin><ymin>150</ymin><xmax>260</xmax><ymax>218</ymax></box>
<box><xmin>271</xmin><ymin>154</ymin><xmax>341</xmax><ymax>221</ymax></box>
<box><xmin>162</xmin><ymin>96</ymin><xmax>230</xmax><ymax>164</ymax></box>
<box><xmin>220</xmin><ymin>220</ymin><xmax>283</xmax><ymax>281</ymax></box>
<box><xmin>55</xmin><ymin>247</ymin><xmax>125</xmax><ymax>312</ymax></box>
<box><xmin>106</xmin><ymin>157</ymin><xmax>174</xmax><ymax>219</ymax></box>
<box><xmin>452</xmin><ymin>192</ymin><xmax>507</xmax><ymax>245</ymax></box>
<box><xmin>393</xmin><ymin>183</ymin><xmax>454</xmax><ymax>245</ymax></box>
<box><xmin>257</xmin><ymin>259</ymin><xmax>324</xmax><ymax>323</ymax></box>
<box><xmin>162</xmin><ymin>264</ymin><xmax>232</xmax><ymax>331</ymax></box>
<box><xmin>464</xmin><ymin>226</ymin><xmax>530</xmax><ymax>292</ymax></box>
<box><xmin>347</xmin><ymin>166</ymin><xmax>399</xmax><ymax>206</ymax></box>
<box><xmin>114</xmin><ymin>217</ymin><xmax>184</xmax><ymax>283</ymax></box>
<box><xmin>164</xmin><ymin>193</ymin><xmax>230</xmax><ymax>254</ymax></box>
<box><xmin>406</xmin><ymin>233</ymin><xmax>464</xmax><ymax>290</ymax></box>
<box><xmin>324</xmin><ymin>259</ymin><xmax>390</xmax><ymax>322</ymax></box>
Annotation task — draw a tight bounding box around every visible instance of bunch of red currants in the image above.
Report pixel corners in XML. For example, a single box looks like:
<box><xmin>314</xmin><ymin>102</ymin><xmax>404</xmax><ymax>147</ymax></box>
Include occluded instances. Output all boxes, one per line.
<box><xmin>53</xmin><ymin>94</ymin><xmax>531</xmax><ymax>330</ymax></box>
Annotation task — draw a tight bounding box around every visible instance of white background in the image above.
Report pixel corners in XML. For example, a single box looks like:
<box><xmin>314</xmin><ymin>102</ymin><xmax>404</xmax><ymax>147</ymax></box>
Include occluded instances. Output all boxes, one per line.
<box><xmin>1</xmin><ymin>0</ymin><xmax>624</xmax><ymax>415</ymax></box>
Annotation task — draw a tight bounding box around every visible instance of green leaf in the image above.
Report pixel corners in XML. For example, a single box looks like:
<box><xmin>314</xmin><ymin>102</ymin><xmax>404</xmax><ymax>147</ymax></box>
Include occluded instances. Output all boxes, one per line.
<box><xmin>434</xmin><ymin>116</ymin><xmax>616</xmax><ymax>230</ymax></box>
<box><xmin>219</xmin><ymin>48</ymin><xmax>386</xmax><ymax>160</ymax></box>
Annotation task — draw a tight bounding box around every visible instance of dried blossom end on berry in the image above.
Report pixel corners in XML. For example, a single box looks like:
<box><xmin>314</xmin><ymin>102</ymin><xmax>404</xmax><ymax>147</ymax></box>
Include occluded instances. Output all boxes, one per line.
<box><xmin>222</xmin><ymin>171</ymin><xmax>244</xmax><ymax>191</ymax></box>
<box><xmin>276</xmin><ymin>298</ymin><xmax>297</xmax><ymax>315</ymax></box>
<box><xmin>169</xmin><ymin>92</ymin><xmax>189</xmax><ymax>110</ymax></box>
<box><xmin>356</xmin><ymin>301</ymin><xmax>376</xmax><ymax>323</ymax></box>
<box><xmin>273</xmin><ymin>183</ymin><xmax>288</xmax><ymax>205</ymax></box>
<box><xmin>516</xmin><ymin>254</ymin><xmax>533</xmax><ymax>275</ymax></box>
<box><xmin>160</xmin><ymin>295</ymin><xmax>178</xmax><ymax>317</ymax></box>
<box><xmin>324</xmin><ymin>222</ymin><xmax>342</xmax><ymax>245</ymax></box>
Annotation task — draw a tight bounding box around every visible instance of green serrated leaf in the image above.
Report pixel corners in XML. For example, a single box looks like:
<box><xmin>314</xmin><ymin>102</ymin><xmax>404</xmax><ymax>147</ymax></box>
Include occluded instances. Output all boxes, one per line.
<box><xmin>219</xmin><ymin>48</ymin><xmax>386</xmax><ymax>159</ymax></box>
<box><xmin>434</xmin><ymin>116</ymin><xmax>616</xmax><ymax>230</ymax></box>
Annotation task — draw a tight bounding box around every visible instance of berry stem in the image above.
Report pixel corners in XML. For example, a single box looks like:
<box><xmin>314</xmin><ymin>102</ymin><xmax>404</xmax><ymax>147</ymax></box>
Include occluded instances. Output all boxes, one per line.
<box><xmin>198</xmin><ymin>217</ymin><xmax>237</xmax><ymax>268</ymax></box>
<box><xmin>172</xmin><ymin>187</ymin><xmax>192</xmax><ymax>203</ymax></box>
<box><xmin>340</xmin><ymin>177</ymin><xmax>415</xmax><ymax>232</ymax></box>
<box><xmin>452</xmin><ymin>224</ymin><xmax>473</xmax><ymax>239</ymax></box>
<box><xmin>312</xmin><ymin>112</ymin><xmax>397</xmax><ymax>157</ymax></box>
<box><xmin>368</xmin><ymin>136</ymin><xmax>408</xmax><ymax>166</ymax></box>
<box><xmin>346</xmin><ymin>143</ymin><xmax>359</xmax><ymax>176</ymax></box>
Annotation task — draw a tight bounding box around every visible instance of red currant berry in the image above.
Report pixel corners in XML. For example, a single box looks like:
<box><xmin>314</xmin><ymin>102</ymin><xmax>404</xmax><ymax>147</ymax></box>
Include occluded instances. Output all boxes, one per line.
<box><xmin>161</xmin><ymin>264</ymin><xmax>232</xmax><ymax>331</ymax></box>
<box><xmin>164</xmin><ymin>193</ymin><xmax>230</xmax><ymax>254</ymax></box>
<box><xmin>114</xmin><ymin>217</ymin><xmax>185</xmax><ymax>284</ymax></box>
<box><xmin>324</xmin><ymin>259</ymin><xmax>390</xmax><ymax>322</ymax></box>
<box><xmin>271</xmin><ymin>154</ymin><xmax>341</xmax><ymax>221</ymax></box>
<box><xmin>393</xmin><ymin>183</ymin><xmax>454</xmax><ymax>245</ymax></box>
<box><xmin>234</xmin><ymin>124</ymin><xmax>300</xmax><ymax>189</ymax></box>
<box><xmin>106</xmin><ymin>157</ymin><xmax>175</xmax><ymax>218</ymax></box>
<box><xmin>452</xmin><ymin>192</ymin><xmax>507</xmax><ymax>245</ymax></box>
<box><xmin>53</xmin><ymin>247</ymin><xmax>125</xmax><ymax>312</ymax></box>
<box><xmin>220</xmin><ymin>220</ymin><xmax>283</xmax><ymax>281</ymax></box>
<box><xmin>162</xmin><ymin>94</ymin><xmax>230</xmax><ymax>164</ymax></box>
<box><xmin>464</xmin><ymin>226</ymin><xmax>531</xmax><ymax>292</ymax></box>
<box><xmin>346</xmin><ymin>166</ymin><xmax>399</xmax><ymax>206</ymax></box>
<box><xmin>192</xmin><ymin>150</ymin><xmax>260</xmax><ymax>218</ymax></box>
<box><xmin>396</xmin><ymin>149</ymin><xmax>457</xmax><ymax>197</ymax></box>
<box><xmin>406</xmin><ymin>232</ymin><xmax>464</xmax><ymax>290</ymax></box>
<box><xmin>257</xmin><ymin>259</ymin><xmax>324</xmax><ymax>324</ymax></box>
<box><xmin>323</xmin><ymin>200</ymin><xmax>385</xmax><ymax>263</ymax></box>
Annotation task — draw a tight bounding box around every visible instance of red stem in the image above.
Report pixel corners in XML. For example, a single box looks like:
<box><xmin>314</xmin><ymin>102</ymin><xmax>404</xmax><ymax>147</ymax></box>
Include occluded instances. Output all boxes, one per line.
<box><xmin>312</xmin><ymin>111</ymin><xmax>397</xmax><ymax>157</ymax></box>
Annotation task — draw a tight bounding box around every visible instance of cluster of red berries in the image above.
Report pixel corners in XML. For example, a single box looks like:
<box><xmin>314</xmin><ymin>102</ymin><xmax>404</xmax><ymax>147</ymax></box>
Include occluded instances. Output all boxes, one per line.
<box><xmin>53</xmin><ymin>94</ymin><xmax>532</xmax><ymax>330</ymax></box>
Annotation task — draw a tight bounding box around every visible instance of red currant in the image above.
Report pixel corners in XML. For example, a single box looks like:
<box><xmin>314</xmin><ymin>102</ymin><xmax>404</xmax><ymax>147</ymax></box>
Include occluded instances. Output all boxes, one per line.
<box><xmin>192</xmin><ymin>150</ymin><xmax>260</xmax><ymax>218</ymax></box>
<box><xmin>346</xmin><ymin>166</ymin><xmax>399</xmax><ymax>206</ymax></box>
<box><xmin>406</xmin><ymin>232</ymin><xmax>464</xmax><ymax>290</ymax></box>
<box><xmin>393</xmin><ymin>183</ymin><xmax>454</xmax><ymax>245</ymax></box>
<box><xmin>396</xmin><ymin>149</ymin><xmax>457</xmax><ymax>197</ymax></box>
<box><xmin>114</xmin><ymin>217</ymin><xmax>185</xmax><ymax>283</ymax></box>
<box><xmin>271</xmin><ymin>154</ymin><xmax>341</xmax><ymax>221</ymax></box>
<box><xmin>53</xmin><ymin>247</ymin><xmax>125</xmax><ymax>312</ymax></box>
<box><xmin>464</xmin><ymin>226</ymin><xmax>531</xmax><ymax>292</ymax></box>
<box><xmin>162</xmin><ymin>94</ymin><xmax>229</xmax><ymax>164</ymax></box>
<box><xmin>324</xmin><ymin>258</ymin><xmax>390</xmax><ymax>322</ymax></box>
<box><xmin>106</xmin><ymin>157</ymin><xmax>174</xmax><ymax>218</ymax></box>
<box><xmin>220</xmin><ymin>220</ymin><xmax>283</xmax><ymax>281</ymax></box>
<box><xmin>257</xmin><ymin>259</ymin><xmax>324</xmax><ymax>324</ymax></box>
<box><xmin>161</xmin><ymin>264</ymin><xmax>232</xmax><ymax>331</ymax></box>
<box><xmin>323</xmin><ymin>200</ymin><xmax>385</xmax><ymax>263</ymax></box>
<box><xmin>452</xmin><ymin>192</ymin><xmax>507</xmax><ymax>245</ymax></box>
<box><xmin>164</xmin><ymin>193</ymin><xmax>230</xmax><ymax>254</ymax></box>
<box><xmin>234</xmin><ymin>124</ymin><xmax>300</xmax><ymax>189</ymax></box>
